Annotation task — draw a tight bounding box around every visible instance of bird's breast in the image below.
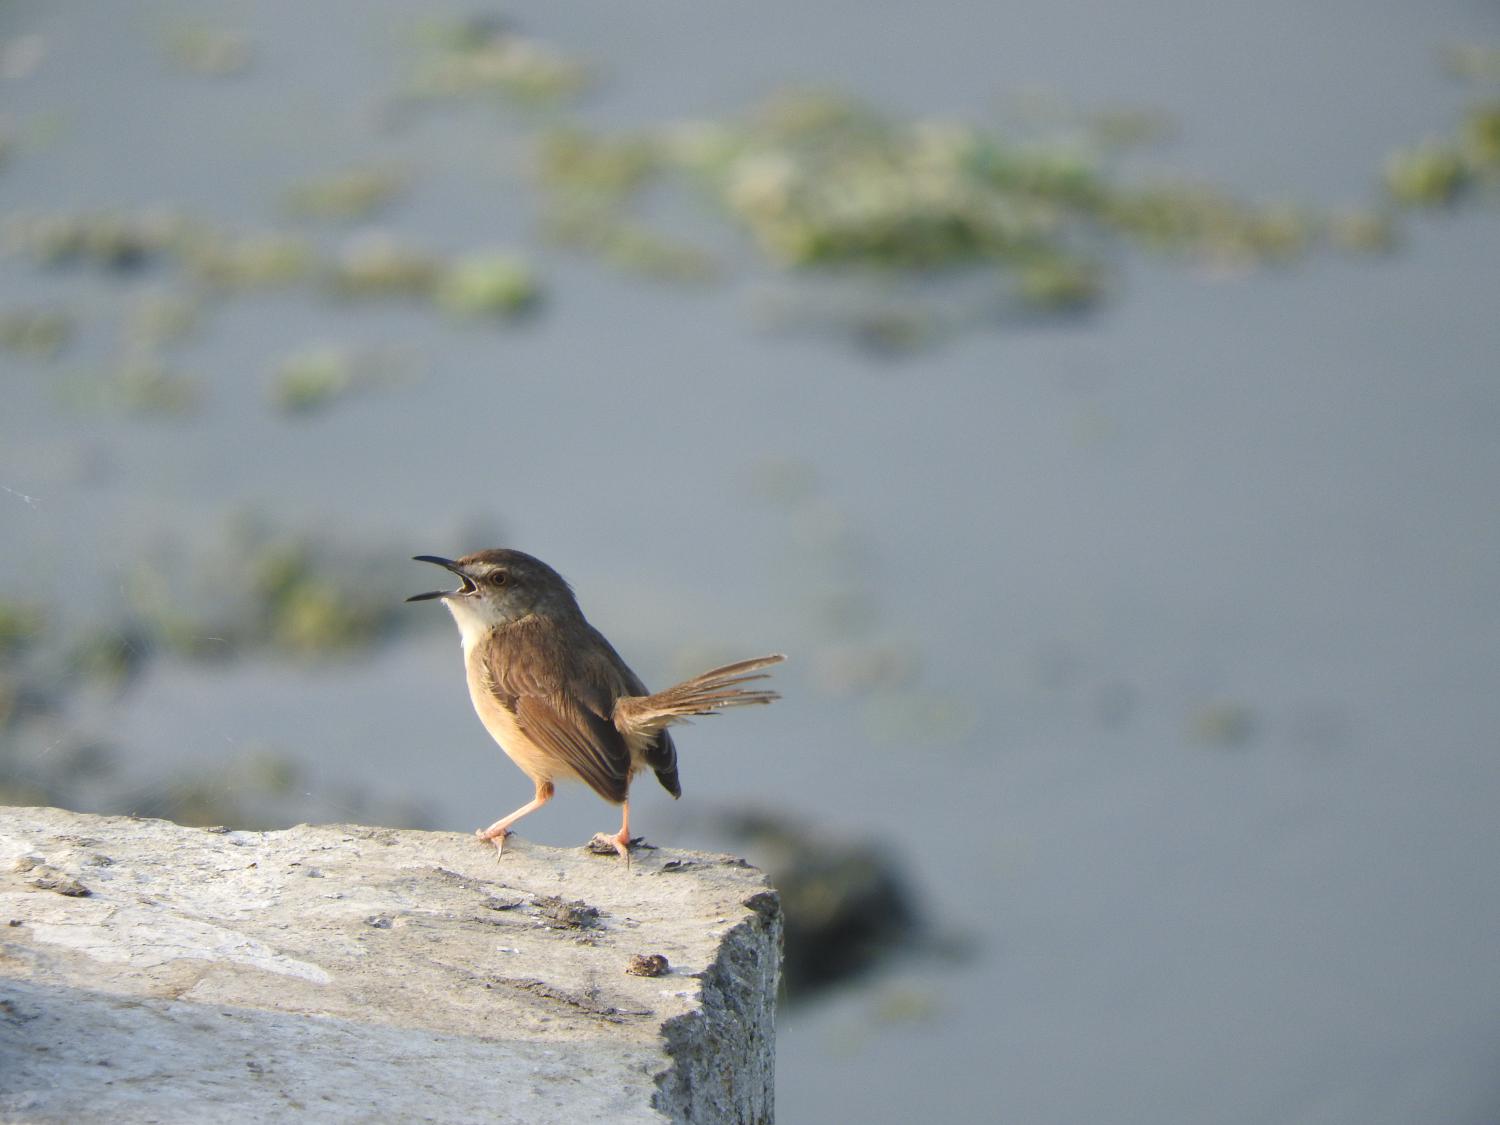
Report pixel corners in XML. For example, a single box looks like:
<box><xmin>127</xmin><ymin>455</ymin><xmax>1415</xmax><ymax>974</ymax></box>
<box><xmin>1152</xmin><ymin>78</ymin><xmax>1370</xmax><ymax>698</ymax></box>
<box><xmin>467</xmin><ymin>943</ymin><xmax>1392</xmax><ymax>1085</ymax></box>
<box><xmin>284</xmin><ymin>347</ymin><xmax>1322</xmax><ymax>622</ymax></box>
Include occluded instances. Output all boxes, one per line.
<box><xmin>462</xmin><ymin>648</ymin><xmax>567</xmax><ymax>784</ymax></box>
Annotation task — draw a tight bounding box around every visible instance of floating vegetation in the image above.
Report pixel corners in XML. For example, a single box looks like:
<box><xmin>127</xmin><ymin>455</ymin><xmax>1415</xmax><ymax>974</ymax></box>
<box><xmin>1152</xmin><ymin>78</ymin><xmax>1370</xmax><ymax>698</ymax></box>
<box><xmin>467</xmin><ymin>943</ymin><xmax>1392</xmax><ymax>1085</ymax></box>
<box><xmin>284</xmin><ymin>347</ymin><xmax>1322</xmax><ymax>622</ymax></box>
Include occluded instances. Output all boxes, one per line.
<box><xmin>184</xmin><ymin>229</ymin><xmax>314</xmax><ymax>289</ymax></box>
<box><xmin>2</xmin><ymin>210</ymin><xmax>311</xmax><ymax>288</ymax></box>
<box><xmin>1442</xmin><ymin>43</ymin><xmax>1500</xmax><ymax>85</ymax></box>
<box><xmin>259</xmin><ymin>562</ymin><xmax>390</xmax><ymax>654</ymax></box>
<box><xmin>67</xmin><ymin>623</ymin><xmax>154</xmax><ymax>689</ymax></box>
<box><xmin>537</xmin><ymin>128</ymin><xmax>659</xmax><ymax>198</ymax></box>
<box><xmin>1383</xmin><ymin>102</ymin><xmax>1500</xmax><ymax>207</ymax></box>
<box><xmin>3</xmin><ymin>209</ymin><xmax>186</xmax><ymax>272</ymax></box>
<box><xmin>282</xmin><ymin>165</ymin><xmax>408</xmax><ymax>221</ymax></box>
<box><xmin>404</xmin><ymin>14</ymin><xmax>591</xmax><ymax>106</ymax></box>
<box><xmin>533</xmin><ymin>89</ymin><xmax>1397</xmax><ymax>343</ymax></box>
<box><xmin>270</xmin><ymin>346</ymin><xmax>365</xmax><ymax>415</ymax></box>
<box><xmin>125</xmin><ymin>289</ymin><xmax>202</xmax><ymax>349</ymax></box>
<box><xmin>0</xmin><ymin>305</ymin><xmax>72</xmax><ymax>358</ymax></box>
<box><xmin>0</xmin><ymin>599</ymin><xmax>47</xmax><ymax>660</ymax></box>
<box><xmin>324</xmin><ymin>235</ymin><xmax>543</xmax><ymax>315</ymax></box>
<box><xmin>1</xmin><ymin>563</ymin><xmax>429</xmax><ymax>831</ymax></box>
<box><xmin>0</xmin><ymin>523</ymin><xmax>418</xmax><ymax>802</ymax></box>
<box><xmin>1461</xmin><ymin>102</ymin><xmax>1500</xmax><ymax>172</ymax></box>
<box><xmin>1015</xmin><ymin>253</ymin><xmax>1104</xmax><ymax>310</ymax></box>
<box><xmin>1100</xmin><ymin>186</ymin><xmax>1311</xmax><ymax>269</ymax></box>
<box><xmin>1384</xmin><ymin>141</ymin><xmax>1469</xmax><ymax>206</ymax></box>
<box><xmin>433</xmin><ymin>251</ymin><xmax>542</xmax><ymax>316</ymax></box>
<box><xmin>1</xmin><ymin>211</ymin><xmax>543</xmax><ymax>345</ymax></box>
<box><xmin>58</xmin><ymin>362</ymin><xmax>202</xmax><ymax>416</ymax></box>
<box><xmin>543</xmin><ymin>202</ymin><xmax>716</xmax><ymax>282</ymax></box>
<box><xmin>162</xmin><ymin>23</ymin><xmax>254</xmax><ymax>78</ymax></box>
<box><xmin>122</xmin><ymin>517</ymin><xmax>414</xmax><ymax>659</ymax></box>
<box><xmin>0</xmin><ymin>524</ymin><xmax>430</xmax><ymax>831</ymax></box>
<box><xmin>324</xmin><ymin>230</ymin><xmax>441</xmax><ymax>297</ymax></box>
<box><xmin>6</xmin><ymin>210</ymin><xmax>305</xmax><ymax>295</ymax></box>
<box><xmin>269</xmin><ymin>344</ymin><xmax>406</xmax><ymax>415</ymax></box>
<box><xmin>1327</xmin><ymin>208</ymin><xmax>1398</xmax><ymax>254</ymax></box>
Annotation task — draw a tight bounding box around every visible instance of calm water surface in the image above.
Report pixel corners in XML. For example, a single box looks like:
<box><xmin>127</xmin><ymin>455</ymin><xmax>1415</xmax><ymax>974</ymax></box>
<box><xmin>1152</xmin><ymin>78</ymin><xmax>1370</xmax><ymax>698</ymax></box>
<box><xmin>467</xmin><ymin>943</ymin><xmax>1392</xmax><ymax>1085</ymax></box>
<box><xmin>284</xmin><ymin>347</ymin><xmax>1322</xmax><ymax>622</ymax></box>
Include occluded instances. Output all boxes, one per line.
<box><xmin>3</xmin><ymin>2</ymin><xmax>1499</xmax><ymax>1121</ymax></box>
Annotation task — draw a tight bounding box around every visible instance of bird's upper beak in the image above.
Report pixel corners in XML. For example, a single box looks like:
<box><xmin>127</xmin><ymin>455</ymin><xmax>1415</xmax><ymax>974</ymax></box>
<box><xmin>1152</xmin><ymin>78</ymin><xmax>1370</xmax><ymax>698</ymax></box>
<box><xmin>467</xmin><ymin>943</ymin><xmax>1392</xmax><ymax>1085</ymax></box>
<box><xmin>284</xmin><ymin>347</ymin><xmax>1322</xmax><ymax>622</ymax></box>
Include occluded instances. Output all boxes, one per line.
<box><xmin>406</xmin><ymin>555</ymin><xmax>478</xmax><ymax>602</ymax></box>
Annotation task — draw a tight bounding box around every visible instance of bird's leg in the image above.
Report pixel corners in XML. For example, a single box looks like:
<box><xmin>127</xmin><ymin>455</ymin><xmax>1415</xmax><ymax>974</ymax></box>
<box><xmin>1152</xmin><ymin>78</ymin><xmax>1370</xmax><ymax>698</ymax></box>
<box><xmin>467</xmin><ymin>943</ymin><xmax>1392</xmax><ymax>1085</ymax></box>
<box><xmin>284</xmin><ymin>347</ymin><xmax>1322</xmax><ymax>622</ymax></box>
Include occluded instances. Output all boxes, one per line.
<box><xmin>589</xmin><ymin>801</ymin><xmax>635</xmax><ymax>864</ymax></box>
<box><xmin>477</xmin><ymin>780</ymin><xmax>554</xmax><ymax>858</ymax></box>
<box><xmin>586</xmin><ymin>800</ymin><xmax>636</xmax><ymax>867</ymax></box>
<box><xmin>612</xmin><ymin>799</ymin><xmax>632</xmax><ymax>865</ymax></box>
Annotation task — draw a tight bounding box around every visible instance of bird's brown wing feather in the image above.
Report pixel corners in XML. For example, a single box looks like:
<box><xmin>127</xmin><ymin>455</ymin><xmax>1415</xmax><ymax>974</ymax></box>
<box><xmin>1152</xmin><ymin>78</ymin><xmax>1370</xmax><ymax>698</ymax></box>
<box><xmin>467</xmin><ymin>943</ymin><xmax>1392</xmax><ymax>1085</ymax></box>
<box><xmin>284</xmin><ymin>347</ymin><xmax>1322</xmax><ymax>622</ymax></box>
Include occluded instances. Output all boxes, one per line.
<box><xmin>577</xmin><ymin>624</ymin><xmax>681</xmax><ymax>798</ymax></box>
<box><xmin>511</xmin><ymin>695</ymin><xmax>630</xmax><ymax>802</ymax></box>
<box><xmin>479</xmin><ymin>618</ymin><xmax>633</xmax><ymax>804</ymax></box>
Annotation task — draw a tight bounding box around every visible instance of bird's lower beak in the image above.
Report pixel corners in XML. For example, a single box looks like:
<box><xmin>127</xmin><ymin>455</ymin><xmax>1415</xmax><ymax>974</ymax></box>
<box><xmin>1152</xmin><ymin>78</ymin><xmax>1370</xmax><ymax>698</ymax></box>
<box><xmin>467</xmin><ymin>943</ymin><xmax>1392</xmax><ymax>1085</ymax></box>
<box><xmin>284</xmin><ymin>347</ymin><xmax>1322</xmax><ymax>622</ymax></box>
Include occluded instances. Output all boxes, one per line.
<box><xmin>406</xmin><ymin>555</ymin><xmax>477</xmax><ymax>602</ymax></box>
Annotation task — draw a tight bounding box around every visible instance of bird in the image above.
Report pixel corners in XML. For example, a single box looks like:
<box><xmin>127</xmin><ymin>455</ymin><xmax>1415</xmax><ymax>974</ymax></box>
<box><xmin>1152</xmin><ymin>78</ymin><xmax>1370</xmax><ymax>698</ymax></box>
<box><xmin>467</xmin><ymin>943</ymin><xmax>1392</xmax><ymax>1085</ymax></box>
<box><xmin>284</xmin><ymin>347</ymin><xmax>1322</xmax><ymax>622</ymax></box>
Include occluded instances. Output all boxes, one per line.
<box><xmin>407</xmin><ymin>549</ymin><xmax>784</xmax><ymax>861</ymax></box>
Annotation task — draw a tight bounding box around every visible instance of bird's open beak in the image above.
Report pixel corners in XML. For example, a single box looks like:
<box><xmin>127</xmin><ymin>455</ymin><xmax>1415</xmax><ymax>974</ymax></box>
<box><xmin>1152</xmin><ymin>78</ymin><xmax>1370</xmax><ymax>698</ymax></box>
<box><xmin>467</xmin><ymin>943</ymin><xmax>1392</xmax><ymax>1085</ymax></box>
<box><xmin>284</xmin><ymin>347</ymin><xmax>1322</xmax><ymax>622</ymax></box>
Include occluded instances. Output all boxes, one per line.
<box><xmin>406</xmin><ymin>555</ymin><xmax>478</xmax><ymax>602</ymax></box>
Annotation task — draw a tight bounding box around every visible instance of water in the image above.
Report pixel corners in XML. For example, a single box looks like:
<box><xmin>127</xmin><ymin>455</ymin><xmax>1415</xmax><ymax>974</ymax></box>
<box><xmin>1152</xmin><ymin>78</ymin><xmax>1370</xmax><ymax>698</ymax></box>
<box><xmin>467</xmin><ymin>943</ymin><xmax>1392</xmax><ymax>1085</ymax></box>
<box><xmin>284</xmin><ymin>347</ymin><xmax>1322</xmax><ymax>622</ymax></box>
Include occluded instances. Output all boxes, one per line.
<box><xmin>3</xmin><ymin>2</ymin><xmax>1499</xmax><ymax>1121</ymax></box>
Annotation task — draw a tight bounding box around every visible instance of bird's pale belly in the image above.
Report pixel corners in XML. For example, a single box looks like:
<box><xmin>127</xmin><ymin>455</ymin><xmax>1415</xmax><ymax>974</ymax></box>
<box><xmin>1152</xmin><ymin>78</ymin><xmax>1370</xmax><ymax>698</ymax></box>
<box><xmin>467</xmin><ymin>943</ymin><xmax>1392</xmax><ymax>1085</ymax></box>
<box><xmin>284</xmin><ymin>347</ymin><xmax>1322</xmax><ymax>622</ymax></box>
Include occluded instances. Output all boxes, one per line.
<box><xmin>462</xmin><ymin>653</ymin><xmax>576</xmax><ymax>785</ymax></box>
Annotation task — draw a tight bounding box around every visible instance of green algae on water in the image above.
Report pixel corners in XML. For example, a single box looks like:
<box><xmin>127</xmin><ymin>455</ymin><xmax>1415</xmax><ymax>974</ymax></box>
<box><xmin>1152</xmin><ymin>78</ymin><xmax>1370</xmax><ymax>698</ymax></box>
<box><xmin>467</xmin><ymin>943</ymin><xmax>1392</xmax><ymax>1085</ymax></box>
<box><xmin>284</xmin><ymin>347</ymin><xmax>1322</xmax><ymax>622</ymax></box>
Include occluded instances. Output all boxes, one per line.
<box><xmin>403</xmin><ymin>15</ymin><xmax>591</xmax><ymax>106</ymax></box>
<box><xmin>269</xmin><ymin>344</ymin><xmax>408</xmax><ymax>415</ymax></box>
<box><xmin>282</xmin><ymin>165</ymin><xmax>409</xmax><ymax>221</ymax></box>
<box><xmin>0</xmin><ymin>306</ymin><xmax>73</xmax><ymax>358</ymax></box>
<box><xmin>433</xmin><ymin>252</ymin><xmax>542</xmax><ymax>316</ymax></box>
<box><xmin>58</xmin><ymin>362</ymin><xmax>202</xmax><ymax>417</ymax></box>
<box><xmin>532</xmin><ymin>88</ymin><xmax>1389</xmax><ymax>340</ymax></box>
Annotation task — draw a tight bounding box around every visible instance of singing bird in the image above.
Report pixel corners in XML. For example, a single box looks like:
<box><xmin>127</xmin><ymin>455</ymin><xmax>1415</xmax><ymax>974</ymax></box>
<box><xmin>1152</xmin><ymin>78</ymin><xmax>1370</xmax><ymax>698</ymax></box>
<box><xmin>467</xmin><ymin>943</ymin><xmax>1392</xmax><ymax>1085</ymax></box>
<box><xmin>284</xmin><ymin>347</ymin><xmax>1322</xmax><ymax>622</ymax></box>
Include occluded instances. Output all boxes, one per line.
<box><xmin>408</xmin><ymin>549</ymin><xmax>784</xmax><ymax>860</ymax></box>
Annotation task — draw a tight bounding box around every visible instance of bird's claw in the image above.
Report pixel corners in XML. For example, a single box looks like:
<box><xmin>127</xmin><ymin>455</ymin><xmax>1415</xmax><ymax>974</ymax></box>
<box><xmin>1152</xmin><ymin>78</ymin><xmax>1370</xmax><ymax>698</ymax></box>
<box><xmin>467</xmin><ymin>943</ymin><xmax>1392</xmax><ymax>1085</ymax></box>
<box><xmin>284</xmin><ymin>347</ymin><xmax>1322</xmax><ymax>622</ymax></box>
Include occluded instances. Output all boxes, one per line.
<box><xmin>587</xmin><ymin>832</ymin><xmax>645</xmax><ymax>868</ymax></box>
<box><xmin>477</xmin><ymin>825</ymin><xmax>510</xmax><ymax>861</ymax></box>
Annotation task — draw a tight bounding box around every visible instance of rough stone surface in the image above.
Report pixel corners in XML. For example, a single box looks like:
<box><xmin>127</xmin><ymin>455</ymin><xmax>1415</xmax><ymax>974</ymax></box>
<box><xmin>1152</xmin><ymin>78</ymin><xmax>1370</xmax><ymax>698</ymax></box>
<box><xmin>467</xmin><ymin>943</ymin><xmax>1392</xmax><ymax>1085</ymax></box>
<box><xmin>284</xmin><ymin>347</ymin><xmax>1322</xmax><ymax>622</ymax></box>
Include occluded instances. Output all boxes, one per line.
<box><xmin>0</xmin><ymin>806</ymin><xmax>780</xmax><ymax>1124</ymax></box>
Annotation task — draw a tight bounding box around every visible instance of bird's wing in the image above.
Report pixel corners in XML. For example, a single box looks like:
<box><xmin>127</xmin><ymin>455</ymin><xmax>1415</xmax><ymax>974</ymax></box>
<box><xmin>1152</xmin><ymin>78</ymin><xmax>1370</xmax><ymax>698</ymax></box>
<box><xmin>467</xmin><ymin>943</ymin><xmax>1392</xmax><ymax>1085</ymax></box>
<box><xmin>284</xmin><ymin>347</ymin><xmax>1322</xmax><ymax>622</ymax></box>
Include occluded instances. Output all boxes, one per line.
<box><xmin>479</xmin><ymin>619</ymin><xmax>633</xmax><ymax>803</ymax></box>
<box><xmin>584</xmin><ymin>626</ymin><xmax>682</xmax><ymax>798</ymax></box>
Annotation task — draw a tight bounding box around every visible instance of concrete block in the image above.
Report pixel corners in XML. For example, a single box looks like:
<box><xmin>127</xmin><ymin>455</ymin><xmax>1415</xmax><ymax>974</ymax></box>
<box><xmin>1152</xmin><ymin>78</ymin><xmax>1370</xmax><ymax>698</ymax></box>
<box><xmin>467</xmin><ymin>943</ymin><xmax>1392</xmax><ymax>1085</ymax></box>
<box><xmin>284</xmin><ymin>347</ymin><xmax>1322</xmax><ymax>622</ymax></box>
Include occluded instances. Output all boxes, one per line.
<box><xmin>0</xmin><ymin>806</ymin><xmax>780</xmax><ymax>1123</ymax></box>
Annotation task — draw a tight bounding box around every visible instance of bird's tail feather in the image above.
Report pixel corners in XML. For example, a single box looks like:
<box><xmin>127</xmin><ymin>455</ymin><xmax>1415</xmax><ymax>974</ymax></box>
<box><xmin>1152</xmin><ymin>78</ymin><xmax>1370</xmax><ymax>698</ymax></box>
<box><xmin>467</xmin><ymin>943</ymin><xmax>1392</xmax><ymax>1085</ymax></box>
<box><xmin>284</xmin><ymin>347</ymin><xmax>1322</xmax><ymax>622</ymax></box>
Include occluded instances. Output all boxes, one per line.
<box><xmin>615</xmin><ymin>654</ymin><xmax>785</xmax><ymax>735</ymax></box>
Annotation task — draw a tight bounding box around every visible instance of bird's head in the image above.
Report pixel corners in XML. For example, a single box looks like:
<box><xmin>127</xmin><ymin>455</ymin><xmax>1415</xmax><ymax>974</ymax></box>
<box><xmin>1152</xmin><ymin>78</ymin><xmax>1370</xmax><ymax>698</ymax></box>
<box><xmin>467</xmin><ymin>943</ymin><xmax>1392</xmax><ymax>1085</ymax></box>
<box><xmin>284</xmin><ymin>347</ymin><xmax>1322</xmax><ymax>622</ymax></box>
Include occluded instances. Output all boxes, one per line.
<box><xmin>407</xmin><ymin>549</ymin><xmax>579</xmax><ymax>646</ymax></box>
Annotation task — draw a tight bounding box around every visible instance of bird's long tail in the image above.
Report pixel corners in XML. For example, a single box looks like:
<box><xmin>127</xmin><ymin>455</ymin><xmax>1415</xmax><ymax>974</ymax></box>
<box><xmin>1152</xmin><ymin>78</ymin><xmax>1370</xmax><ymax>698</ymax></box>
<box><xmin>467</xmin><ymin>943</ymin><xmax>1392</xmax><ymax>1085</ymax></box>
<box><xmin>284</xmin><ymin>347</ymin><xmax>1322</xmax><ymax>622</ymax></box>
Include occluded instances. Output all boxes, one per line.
<box><xmin>614</xmin><ymin>654</ymin><xmax>785</xmax><ymax>736</ymax></box>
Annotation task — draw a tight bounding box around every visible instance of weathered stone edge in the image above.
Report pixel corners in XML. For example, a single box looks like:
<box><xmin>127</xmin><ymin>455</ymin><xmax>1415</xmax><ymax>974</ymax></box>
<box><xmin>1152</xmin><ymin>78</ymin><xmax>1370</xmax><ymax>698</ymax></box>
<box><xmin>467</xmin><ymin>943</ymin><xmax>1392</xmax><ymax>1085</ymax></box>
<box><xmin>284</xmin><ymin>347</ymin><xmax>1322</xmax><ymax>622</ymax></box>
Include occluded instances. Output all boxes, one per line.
<box><xmin>653</xmin><ymin>884</ymin><xmax>782</xmax><ymax>1124</ymax></box>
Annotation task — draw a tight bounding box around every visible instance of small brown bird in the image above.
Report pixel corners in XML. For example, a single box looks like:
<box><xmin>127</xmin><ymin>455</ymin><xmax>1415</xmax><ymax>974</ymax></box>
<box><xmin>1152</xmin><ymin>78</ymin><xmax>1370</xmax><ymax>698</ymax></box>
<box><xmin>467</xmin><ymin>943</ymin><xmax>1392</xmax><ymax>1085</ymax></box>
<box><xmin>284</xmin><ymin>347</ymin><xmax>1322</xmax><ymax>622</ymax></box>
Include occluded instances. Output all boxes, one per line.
<box><xmin>408</xmin><ymin>549</ymin><xmax>784</xmax><ymax>861</ymax></box>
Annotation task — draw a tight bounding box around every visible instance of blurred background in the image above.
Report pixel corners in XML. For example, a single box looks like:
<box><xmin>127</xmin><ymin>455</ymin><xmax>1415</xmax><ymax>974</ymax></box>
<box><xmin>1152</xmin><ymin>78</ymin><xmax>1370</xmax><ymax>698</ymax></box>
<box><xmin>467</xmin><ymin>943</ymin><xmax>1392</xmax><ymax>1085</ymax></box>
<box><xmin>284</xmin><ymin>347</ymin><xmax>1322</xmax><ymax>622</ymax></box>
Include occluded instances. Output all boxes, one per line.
<box><xmin>2</xmin><ymin>2</ymin><xmax>1498</xmax><ymax>1121</ymax></box>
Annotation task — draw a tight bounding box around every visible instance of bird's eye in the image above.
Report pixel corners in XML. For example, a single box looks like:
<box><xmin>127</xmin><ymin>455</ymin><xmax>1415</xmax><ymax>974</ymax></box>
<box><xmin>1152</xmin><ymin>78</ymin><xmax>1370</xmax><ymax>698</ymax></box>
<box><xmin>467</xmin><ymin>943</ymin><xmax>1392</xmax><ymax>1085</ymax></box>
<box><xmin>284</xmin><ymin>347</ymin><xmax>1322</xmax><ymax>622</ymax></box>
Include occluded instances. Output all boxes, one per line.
<box><xmin>490</xmin><ymin>570</ymin><xmax>509</xmax><ymax>587</ymax></box>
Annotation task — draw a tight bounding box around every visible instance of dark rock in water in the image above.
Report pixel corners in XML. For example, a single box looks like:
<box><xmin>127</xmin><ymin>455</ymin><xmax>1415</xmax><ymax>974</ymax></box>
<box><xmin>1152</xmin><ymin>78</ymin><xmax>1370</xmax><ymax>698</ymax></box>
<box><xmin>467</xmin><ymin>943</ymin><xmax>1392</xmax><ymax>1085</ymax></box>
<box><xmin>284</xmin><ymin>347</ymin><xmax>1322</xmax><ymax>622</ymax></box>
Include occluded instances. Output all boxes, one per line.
<box><xmin>704</xmin><ymin>810</ymin><xmax>921</xmax><ymax>1000</ymax></box>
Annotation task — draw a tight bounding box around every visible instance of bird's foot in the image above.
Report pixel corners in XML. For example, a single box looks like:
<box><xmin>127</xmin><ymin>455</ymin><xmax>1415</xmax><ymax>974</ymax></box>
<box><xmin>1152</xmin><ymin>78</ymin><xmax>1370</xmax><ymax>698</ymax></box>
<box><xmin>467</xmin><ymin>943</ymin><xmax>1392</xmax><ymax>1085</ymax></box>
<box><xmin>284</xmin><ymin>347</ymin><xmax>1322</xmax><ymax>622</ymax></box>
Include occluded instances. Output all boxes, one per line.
<box><xmin>587</xmin><ymin>831</ymin><xmax>643</xmax><ymax>864</ymax></box>
<box><xmin>476</xmin><ymin>825</ymin><xmax>511</xmax><ymax>860</ymax></box>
